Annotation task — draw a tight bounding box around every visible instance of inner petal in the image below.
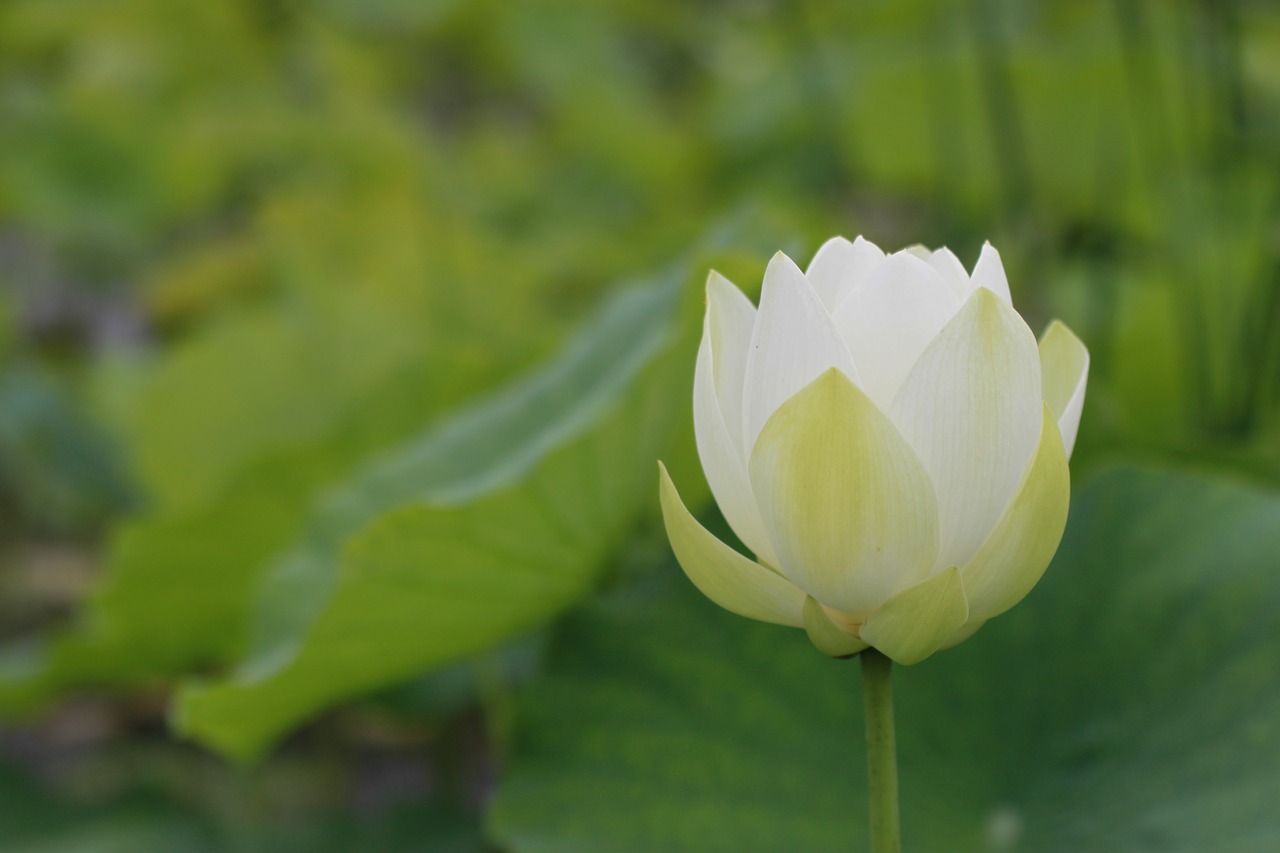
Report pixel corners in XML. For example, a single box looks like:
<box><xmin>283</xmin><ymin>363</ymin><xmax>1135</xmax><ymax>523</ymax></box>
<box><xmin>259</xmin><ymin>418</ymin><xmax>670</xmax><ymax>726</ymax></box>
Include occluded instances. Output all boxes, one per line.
<box><xmin>806</xmin><ymin>235</ymin><xmax>886</xmax><ymax>312</ymax></box>
<box><xmin>831</xmin><ymin>253</ymin><xmax>962</xmax><ymax>411</ymax></box>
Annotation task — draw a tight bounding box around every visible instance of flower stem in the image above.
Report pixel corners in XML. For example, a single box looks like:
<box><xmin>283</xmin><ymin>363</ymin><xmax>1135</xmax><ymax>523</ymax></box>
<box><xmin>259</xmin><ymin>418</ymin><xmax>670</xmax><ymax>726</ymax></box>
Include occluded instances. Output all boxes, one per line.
<box><xmin>861</xmin><ymin>649</ymin><xmax>900</xmax><ymax>853</ymax></box>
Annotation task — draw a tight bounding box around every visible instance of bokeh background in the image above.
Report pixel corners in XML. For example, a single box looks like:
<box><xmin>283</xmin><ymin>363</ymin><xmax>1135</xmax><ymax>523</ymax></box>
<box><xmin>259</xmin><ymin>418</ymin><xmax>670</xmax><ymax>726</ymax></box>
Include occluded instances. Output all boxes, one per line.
<box><xmin>2</xmin><ymin>1</ymin><xmax>1280</xmax><ymax>850</ymax></box>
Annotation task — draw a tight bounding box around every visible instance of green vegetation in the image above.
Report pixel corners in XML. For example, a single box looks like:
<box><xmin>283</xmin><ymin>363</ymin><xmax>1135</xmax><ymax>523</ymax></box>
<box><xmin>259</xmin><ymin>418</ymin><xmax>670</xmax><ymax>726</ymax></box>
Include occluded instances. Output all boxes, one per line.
<box><xmin>2</xmin><ymin>0</ymin><xmax>1279</xmax><ymax>849</ymax></box>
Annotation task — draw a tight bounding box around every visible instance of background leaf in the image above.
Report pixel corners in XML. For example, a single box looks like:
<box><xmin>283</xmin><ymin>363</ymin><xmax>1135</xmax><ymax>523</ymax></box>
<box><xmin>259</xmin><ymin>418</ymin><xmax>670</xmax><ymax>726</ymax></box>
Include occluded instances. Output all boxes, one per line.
<box><xmin>490</xmin><ymin>465</ymin><xmax>1280</xmax><ymax>852</ymax></box>
<box><xmin>174</xmin><ymin>270</ymin><xmax>698</xmax><ymax>760</ymax></box>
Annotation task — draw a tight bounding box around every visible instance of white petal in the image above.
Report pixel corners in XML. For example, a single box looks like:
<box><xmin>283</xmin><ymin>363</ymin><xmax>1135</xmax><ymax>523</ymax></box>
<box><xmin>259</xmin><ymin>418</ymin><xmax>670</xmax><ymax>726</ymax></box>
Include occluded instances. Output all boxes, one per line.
<box><xmin>660</xmin><ymin>464</ymin><xmax>805</xmax><ymax>627</ymax></box>
<box><xmin>806</xmin><ymin>235</ymin><xmax>886</xmax><ymax>312</ymax></box>
<box><xmin>889</xmin><ymin>288</ymin><xmax>1042</xmax><ymax>569</ymax></box>
<box><xmin>925</xmin><ymin>246</ymin><xmax>972</xmax><ymax>300</ymax></box>
<box><xmin>1038</xmin><ymin>320</ymin><xmax>1089</xmax><ymax>459</ymax></box>
<box><xmin>831</xmin><ymin>253</ymin><xmax>962</xmax><ymax>410</ymax></box>
<box><xmin>959</xmin><ymin>404</ymin><xmax>1070</xmax><ymax>622</ymax></box>
<box><xmin>741</xmin><ymin>252</ymin><xmax>860</xmax><ymax>453</ymax></box>
<box><xmin>693</xmin><ymin>332</ymin><xmax>782</xmax><ymax>568</ymax></box>
<box><xmin>705</xmin><ymin>270</ymin><xmax>755</xmax><ymax>458</ymax></box>
<box><xmin>749</xmin><ymin>369</ymin><xmax>938</xmax><ymax>616</ymax></box>
<box><xmin>971</xmin><ymin>241</ymin><xmax>1012</xmax><ymax>303</ymax></box>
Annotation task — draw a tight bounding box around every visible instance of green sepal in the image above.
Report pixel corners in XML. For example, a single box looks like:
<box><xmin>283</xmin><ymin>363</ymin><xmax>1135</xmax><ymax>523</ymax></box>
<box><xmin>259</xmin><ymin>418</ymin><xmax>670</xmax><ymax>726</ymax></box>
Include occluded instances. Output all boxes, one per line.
<box><xmin>859</xmin><ymin>567</ymin><xmax>969</xmax><ymax>665</ymax></box>
<box><xmin>802</xmin><ymin>596</ymin><xmax>868</xmax><ymax>658</ymax></box>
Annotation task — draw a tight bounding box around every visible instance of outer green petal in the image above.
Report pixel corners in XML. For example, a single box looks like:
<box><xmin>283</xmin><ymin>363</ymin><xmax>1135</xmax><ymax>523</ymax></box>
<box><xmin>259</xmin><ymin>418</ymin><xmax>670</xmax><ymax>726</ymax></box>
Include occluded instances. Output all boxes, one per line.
<box><xmin>858</xmin><ymin>567</ymin><xmax>969</xmax><ymax>665</ymax></box>
<box><xmin>658</xmin><ymin>463</ymin><xmax>805</xmax><ymax>627</ymax></box>
<box><xmin>749</xmin><ymin>368</ymin><xmax>939</xmax><ymax>616</ymax></box>
<box><xmin>1039</xmin><ymin>320</ymin><xmax>1089</xmax><ymax>458</ymax></box>
<box><xmin>803</xmin><ymin>596</ymin><xmax>868</xmax><ymax>658</ymax></box>
<box><xmin>959</xmin><ymin>404</ymin><xmax>1070</xmax><ymax>621</ymax></box>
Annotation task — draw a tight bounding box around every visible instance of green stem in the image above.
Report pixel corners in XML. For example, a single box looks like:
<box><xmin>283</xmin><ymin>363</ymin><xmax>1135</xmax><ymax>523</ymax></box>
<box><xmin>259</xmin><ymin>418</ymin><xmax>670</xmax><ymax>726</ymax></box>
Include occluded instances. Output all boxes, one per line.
<box><xmin>861</xmin><ymin>649</ymin><xmax>900</xmax><ymax>853</ymax></box>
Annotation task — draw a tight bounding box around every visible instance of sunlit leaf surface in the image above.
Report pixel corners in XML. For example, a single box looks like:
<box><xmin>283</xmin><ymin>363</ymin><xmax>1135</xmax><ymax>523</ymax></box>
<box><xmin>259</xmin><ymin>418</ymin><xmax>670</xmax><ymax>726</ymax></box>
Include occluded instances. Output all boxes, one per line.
<box><xmin>175</xmin><ymin>272</ymin><xmax>695</xmax><ymax>760</ymax></box>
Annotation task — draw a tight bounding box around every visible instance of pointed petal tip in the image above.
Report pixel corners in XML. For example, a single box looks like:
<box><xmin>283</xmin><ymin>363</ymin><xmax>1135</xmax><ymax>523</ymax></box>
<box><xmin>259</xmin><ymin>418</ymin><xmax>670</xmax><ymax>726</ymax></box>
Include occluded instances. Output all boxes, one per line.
<box><xmin>705</xmin><ymin>269</ymin><xmax>746</xmax><ymax>303</ymax></box>
<box><xmin>1042</xmin><ymin>318</ymin><xmax>1088</xmax><ymax>352</ymax></box>
<box><xmin>804</xmin><ymin>366</ymin><xmax>865</xmax><ymax>405</ymax></box>
<box><xmin>971</xmin><ymin>242</ymin><xmax>1011</xmax><ymax>301</ymax></box>
<box><xmin>749</xmin><ymin>363</ymin><xmax>939</xmax><ymax>616</ymax></box>
<box><xmin>815</xmin><ymin>235</ymin><xmax>853</xmax><ymax>251</ymax></box>
<box><xmin>970</xmin><ymin>281</ymin><xmax>1002</xmax><ymax>306</ymax></box>
<box><xmin>763</xmin><ymin>250</ymin><xmax>807</xmax><ymax>286</ymax></box>
<box><xmin>1038</xmin><ymin>320</ymin><xmax>1089</xmax><ymax>458</ymax></box>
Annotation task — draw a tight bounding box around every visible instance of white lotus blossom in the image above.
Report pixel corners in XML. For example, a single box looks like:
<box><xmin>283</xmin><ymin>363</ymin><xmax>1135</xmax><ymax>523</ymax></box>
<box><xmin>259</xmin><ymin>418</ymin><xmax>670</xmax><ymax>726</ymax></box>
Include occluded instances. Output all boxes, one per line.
<box><xmin>659</xmin><ymin>237</ymin><xmax>1088</xmax><ymax>664</ymax></box>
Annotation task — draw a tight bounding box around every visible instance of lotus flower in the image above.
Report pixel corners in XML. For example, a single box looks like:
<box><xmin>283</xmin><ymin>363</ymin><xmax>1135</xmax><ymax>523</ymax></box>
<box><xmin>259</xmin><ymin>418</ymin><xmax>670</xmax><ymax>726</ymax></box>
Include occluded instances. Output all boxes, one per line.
<box><xmin>659</xmin><ymin>237</ymin><xmax>1088</xmax><ymax>664</ymax></box>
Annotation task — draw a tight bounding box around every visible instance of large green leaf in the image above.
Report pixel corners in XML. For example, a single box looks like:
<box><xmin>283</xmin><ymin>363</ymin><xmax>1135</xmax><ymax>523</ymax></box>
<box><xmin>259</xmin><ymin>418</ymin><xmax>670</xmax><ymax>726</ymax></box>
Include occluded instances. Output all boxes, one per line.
<box><xmin>175</xmin><ymin>271</ymin><xmax>698</xmax><ymax>761</ymax></box>
<box><xmin>489</xmin><ymin>465</ymin><xmax>1280</xmax><ymax>852</ymax></box>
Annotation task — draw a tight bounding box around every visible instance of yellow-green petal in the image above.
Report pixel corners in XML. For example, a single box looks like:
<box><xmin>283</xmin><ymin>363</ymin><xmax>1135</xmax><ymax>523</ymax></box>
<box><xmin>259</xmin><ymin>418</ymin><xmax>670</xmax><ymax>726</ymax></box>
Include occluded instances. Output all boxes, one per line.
<box><xmin>959</xmin><ymin>404</ymin><xmax>1070</xmax><ymax>622</ymax></box>
<box><xmin>1039</xmin><ymin>320</ymin><xmax>1089</xmax><ymax>458</ymax></box>
<box><xmin>802</xmin><ymin>596</ymin><xmax>868</xmax><ymax>658</ymax></box>
<box><xmin>858</xmin><ymin>567</ymin><xmax>969</xmax><ymax>665</ymax></box>
<box><xmin>658</xmin><ymin>463</ymin><xmax>805</xmax><ymax>627</ymax></box>
<box><xmin>748</xmin><ymin>368</ymin><xmax>939</xmax><ymax>616</ymax></box>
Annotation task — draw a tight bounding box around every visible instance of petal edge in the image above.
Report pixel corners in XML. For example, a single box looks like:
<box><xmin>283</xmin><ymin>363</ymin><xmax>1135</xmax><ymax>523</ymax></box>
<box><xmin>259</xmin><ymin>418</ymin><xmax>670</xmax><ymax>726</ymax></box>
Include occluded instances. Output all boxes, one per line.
<box><xmin>803</xmin><ymin>596</ymin><xmax>869</xmax><ymax>657</ymax></box>
<box><xmin>1039</xmin><ymin>320</ymin><xmax>1089</xmax><ymax>459</ymax></box>
<box><xmin>749</xmin><ymin>368</ymin><xmax>939</xmax><ymax>615</ymax></box>
<box><xmin>858</xmin><ymin>567</ymin><xmax>969</xmax><ymax>665</ymax></box>
<box><xmin>659</xmin><ymin>463</ymin><xmax>805</xmax><ymax>627</ymax></box>
<box><xmin>958</xmin><ymin>403</ymin><xmax>1070</xmax><ymax>621</ymax></box>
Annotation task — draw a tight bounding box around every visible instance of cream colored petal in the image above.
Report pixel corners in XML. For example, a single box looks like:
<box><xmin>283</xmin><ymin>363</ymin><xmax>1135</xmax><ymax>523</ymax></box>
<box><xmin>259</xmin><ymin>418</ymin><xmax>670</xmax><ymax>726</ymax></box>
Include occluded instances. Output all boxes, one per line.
<box><xmin>748</xmin><ymin>369</ymin><xmax>938</xmax><ymax>615</ymax></box>
<box><xmin>859</xmin><ymin>567</ymin><xmax>969</xmax><ymax>665</ymax></box>
<box><xmin>806</xmin><ymin>235</ymin><xmax>886</xmax><ymax>312</ymax></box>
<box><xmin>959</xmin><ymin>404</ymin><xmax>1070</xmax><ymax>621</ymax></box>
<box><xmin>803</xmin><ymin>596</ymin><xmax>869</xmax><ymax>657</ymax></box>
<box><xmin>1038</xmin><ymin>320</ymin><xmax>1089</xmax><ymax>459</ymax></box>
<box><xmin>742</xmin><ymin>252</ymin><xmax>860</xmax><ymax>454</ymax></box>
<box><xmin>925</xmin><ymin>246</ymin><xmax>972</xmax><ymax>300</ymax></box>
<box><xmin>831</xmin><ymin>253</ymin><xmax>962</xmax><ymax>410</ymax></box>
<box><xmin>706</xmin><ymin>270</ymin><xmax>756</xmax><ymax>458</ymax></box>
<box><xmin>659</xmin><ymin>463</ymin><xmax>805</xmax><ymax>627</ymax></box>
<box><xmin>970</xmin><ymin>241</ymin><xmax>1013</xmax><ymax>303</ymax></box>
<box><xmin>693</xmin><ymin>334</ymin><xmax>781</xmax><ymax>568</ymax></box>
<box><xmin>889</xmin><ymin>288</ymin><xmax>1042</xmax><ymax>569</ymax></box>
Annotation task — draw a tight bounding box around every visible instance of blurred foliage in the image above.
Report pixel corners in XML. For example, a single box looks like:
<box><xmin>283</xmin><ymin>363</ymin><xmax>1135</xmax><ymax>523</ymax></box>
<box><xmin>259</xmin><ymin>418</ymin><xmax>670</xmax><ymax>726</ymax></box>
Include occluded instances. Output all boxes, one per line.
<box><xmin>1</xmin><ymin>0</ymin><xmax>1279</xmax><ymax>849</ymax></box>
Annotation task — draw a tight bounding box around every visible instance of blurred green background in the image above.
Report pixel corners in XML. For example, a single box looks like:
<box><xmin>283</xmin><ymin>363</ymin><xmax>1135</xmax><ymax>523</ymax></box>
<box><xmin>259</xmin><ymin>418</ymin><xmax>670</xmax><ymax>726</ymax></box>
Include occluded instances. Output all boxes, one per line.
<box><xmin>2</xmin><ymin>0</ymin><xmax>1280</xmax><ymax>850</ymax></box>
